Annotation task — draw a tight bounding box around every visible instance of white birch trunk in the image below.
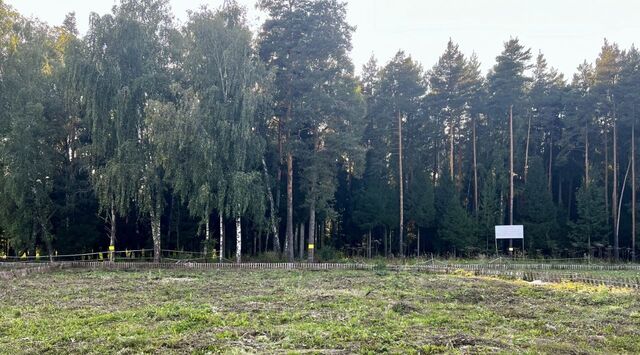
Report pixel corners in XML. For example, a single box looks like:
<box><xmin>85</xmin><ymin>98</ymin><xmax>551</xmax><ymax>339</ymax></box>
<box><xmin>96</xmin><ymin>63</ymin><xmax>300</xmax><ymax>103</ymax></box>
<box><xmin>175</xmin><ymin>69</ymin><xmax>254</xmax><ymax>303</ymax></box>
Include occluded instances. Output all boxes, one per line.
<box><xmin>219</xmin><ymin>214</ymin><xmax>224</xmax><ymax>263</ymax></box>
<box><xmin>204</xmin><ymin>215</ymin><xmax>210</xmax><ymax>260</ymax></box>
<box><xmin>151</xmin><ymin>210</ymin><xmax>161</xmax><ymax>263</ymax></box>
<box><xmin>235</xmin><ymin>216</ymin><xmax>242</xmax><ymax>264</ymax></box>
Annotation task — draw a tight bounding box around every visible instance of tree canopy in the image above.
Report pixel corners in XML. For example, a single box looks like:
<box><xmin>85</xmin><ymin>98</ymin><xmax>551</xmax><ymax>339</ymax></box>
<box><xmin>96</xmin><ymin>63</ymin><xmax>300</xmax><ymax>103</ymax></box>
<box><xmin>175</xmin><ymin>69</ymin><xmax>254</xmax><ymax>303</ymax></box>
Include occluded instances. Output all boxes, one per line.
<box><xmin>1</xmin><ymin>0</ymin><xmax>639</xmax><ymax>261</ymax></box>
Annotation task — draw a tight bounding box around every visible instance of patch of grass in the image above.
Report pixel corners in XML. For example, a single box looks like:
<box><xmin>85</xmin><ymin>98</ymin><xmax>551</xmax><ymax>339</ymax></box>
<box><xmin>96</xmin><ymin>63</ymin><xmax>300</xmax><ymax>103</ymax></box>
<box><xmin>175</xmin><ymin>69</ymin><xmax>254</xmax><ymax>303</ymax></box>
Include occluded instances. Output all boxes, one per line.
<box><xmin>0</xmin><ymin>268</ymin><xmax>639</xmax><ymax>353</ymax></box>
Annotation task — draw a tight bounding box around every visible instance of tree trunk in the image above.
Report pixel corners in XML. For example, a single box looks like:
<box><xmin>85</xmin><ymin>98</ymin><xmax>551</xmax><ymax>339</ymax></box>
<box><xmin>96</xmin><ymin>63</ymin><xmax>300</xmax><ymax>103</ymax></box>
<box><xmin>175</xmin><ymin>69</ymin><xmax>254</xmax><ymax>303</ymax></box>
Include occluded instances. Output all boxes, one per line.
<box><xmin>558</xmin><ymin>173</ymin><xmax>563</xmax><ymax>206</ymax></box>
<box><xmin>433</xmin><ymin>116</ymin><xmax>440</xmax><ymax>181</ymax></box>
<box><xmin>524</xmin><ymin>115</ymin><xmax>531</xmax><ymax>183</ymax></box>
<box><xmin>219</xmin><ymin>214</ymin><xmax>224</xmax><ymax>263</ymax></box>
<box><xmin>235</xmin><ymin>216</ymin><xmax>242</xmax><ymax>264</ymax></box>
<box><xmin>585</xmin><ymin>120</ymin><xmax>591</xmax><ymax>256</ymax></box>
<box><xmin>398</xmin><ymin>110</ymin><xmax>404</xmax><ymax>257</ymax></box>
<box><xmin>548</xmin><ymin>136</ymin><xmax>553</xmax><ymax>192</ymax></box>
<box><xmin>41</xmin><ymin>221</ymin><xmax>54</xmax><ymax>262</ymax></box>
<box><xmin>616</xmin><ymin>160</ymin><xmax>631</xmax><ymax>252</ymax></box>
<box><xmin>417</xmin><ymin>228</ymin><xmax>420</xmax><ymax>258</ymax></box>
<box><xmin>585</xmin><ymin>120</ymin><xmax>589</xmax><ymax>187</ymax></box>
<box><xmin>167</xmin><ymin>194</ymin><xmax>174</xmax><ymax>250</ymax></box>
<box><xmin>633</xmin><ymin>118</ymin><xmax>636</xmax><ymax>261</ymax></box>
<box><xmin>262</xmin><ymin>158</ymin><xmax>280</xmax><ymax>252</ymax></box>
<box><xmin>276</xmin><ymin>118</ymin><xmax>283</xmax><ymax>211</ymax></box>
<box><xmin>605</xmin><ymin>129</ymin><xmax>609</xmax><ymax>223</ymax></box>
<box><xmin>317</xmin><ymin>218</ymin><xmax>322</xmax><ymax>251</ymax></box>
<box><xmin>254</xmin><ymin>230</ymin><xmax>258</xmax><ymax>255</ymax></box>
<box><xmin>567</xmin><ymin>178</ymin><xmax>573</xmax><ymax>217</ymax></box>
<box><xmin>307</xmin><ymin>202</ymin><xmax>315</xmax><ymax>263</ymax></box>
<box><xmin>176</xmin><ymin>203</ymin><xmax>181</xmax><ymax>251</ymax></box>
<box><xmin>294</xmin><ymin>224</ymin><xmax>299</xmax><ymax>258</ymax></box>
<box><xmin>509</xmin><ymin>105</ymin><xmax>514</xmax><ymax>226</ymax></box>
<box><xmin>449</xmin><ymin>116</ymin><xmax>454</xmax><ymax>180</ymax></box>
<box><xmin>150</xmin><ymin>209</ymin><xmax>161</xmax><ymax>263</ymax></box>
<box><xmin>109</xmin><ymin>203</ymin><xmax>116</xmax><ymax>262</ymax></box>
<box><xmin>456</xmin><ymin>125</ymin><xmax>464</xmax><ymax>189</ymax></box>
<box><xmin>368</xmin><ymin>228</ymin><xmax>372</xmax><ymax>259</ymax></box>
<box><xmin>299</xmin><ymin>222</ymin><xmax>305</xmax><ymax>261</ymax></box>
<box><xmin>509</xmin><ymin>106</ymin><xmax>514</xmax><ymax>253</ymax></box>
<box><xmin>284</xmin><ymin>231</ymin><xmax>288</xmax><ymax>255</ymax></box>
<box><xmin>204</xmin><ymin>213</ymin><xmax>210</xmax><ymax>260</ymax></box>
<box><xmin>613</xmin><ymin>109</ymin><xmax>619</xmax><ymax>260</ymax></box>
<box><xmin>286</xmin><ymin>152</ymin><xmax>294</xmax><ymax>261</ymax></box>
<box><xmin>473</xmin><ymin>114</ymin><xmax>479</xmax><ymax>217</ymax></box>
<box><xmin>384</xmin><ymin>226</ymin><xmax>388</xmax><ymax>257</ymax></box>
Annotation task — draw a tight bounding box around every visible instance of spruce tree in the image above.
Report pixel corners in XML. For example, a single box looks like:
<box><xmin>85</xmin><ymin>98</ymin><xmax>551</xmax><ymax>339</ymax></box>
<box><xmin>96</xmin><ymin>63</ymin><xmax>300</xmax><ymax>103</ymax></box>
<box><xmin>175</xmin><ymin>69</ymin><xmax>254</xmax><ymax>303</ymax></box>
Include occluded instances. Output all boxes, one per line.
<box><xmin>521</xmin><ymin>157</ymin><xmax>557</xmax><ymax>254</ymax></box>
<box><xmin>571</xmin><ymin>175</ymin><xmax>609</xmax><ymax>255</ymax></box>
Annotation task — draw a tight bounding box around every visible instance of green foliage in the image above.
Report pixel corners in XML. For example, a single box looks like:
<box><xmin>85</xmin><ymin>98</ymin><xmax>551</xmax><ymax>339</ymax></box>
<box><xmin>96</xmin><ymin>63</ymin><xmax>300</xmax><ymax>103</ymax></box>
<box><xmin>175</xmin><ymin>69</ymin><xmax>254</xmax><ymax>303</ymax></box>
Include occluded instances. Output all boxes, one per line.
<box><xmin>521</xmin><ymin>158</ymin><xmax>558</xmax><ymax>254</ymax></box>
<box><xmin>487</xmin><ymin>38</ymin><xmax>532</xmax><ymax>112</ymax></box>
<box><xmin>1</xmin><ymin>1</ymin><xmax>640</xmax><ymax>260</ymax></box>
<box><xmin>0</xmin><ymin>10</ymin><xmax>65</xmax><ymax>254</ymax></box>
<box><xmin>571</xmin><ymin>175</ymin><xmax>609</xmax><ymax>250</ymax></box>
<box><xmin>406</xmin><ymin>169</ymin><xmax>435</xmax><ymax>230</ymax></box>
<box><xmin>317</xmin><ymin>245</ymin><xmax>344</xmax><ymax>262</ymax></box>
<box><xmin>436</xmin><ymin>171</ymin><xmax>475</xmax><ymax>254</ymax></box>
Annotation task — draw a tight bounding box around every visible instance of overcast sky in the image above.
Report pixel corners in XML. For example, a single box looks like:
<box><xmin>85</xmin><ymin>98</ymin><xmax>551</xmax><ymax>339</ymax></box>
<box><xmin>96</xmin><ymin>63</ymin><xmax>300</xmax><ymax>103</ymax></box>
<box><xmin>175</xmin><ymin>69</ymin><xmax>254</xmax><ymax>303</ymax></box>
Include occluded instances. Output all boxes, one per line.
<box><xmin>7</xmin><ymin>0</ymin><xmax>640</xmax><ymax>78</ymax></box>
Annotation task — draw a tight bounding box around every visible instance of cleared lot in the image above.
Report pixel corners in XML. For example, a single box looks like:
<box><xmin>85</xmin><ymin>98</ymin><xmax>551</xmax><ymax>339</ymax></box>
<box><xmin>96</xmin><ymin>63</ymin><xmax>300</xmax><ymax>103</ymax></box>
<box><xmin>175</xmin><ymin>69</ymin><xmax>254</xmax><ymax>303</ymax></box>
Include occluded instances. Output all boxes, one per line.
<box><xmin>1</xmin><ymin>268</ymin><xmax>639</xmax><ymax>354</ymax></box>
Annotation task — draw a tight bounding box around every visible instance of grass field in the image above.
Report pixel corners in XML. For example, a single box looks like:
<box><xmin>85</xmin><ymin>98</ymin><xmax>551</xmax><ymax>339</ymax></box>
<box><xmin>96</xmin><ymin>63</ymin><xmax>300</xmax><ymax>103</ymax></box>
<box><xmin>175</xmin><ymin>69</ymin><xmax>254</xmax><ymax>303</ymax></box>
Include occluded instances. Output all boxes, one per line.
<box><xmin>1</xmin><ymin>269</ymin><xmax>639</xmax><ymax>354</ymax></box>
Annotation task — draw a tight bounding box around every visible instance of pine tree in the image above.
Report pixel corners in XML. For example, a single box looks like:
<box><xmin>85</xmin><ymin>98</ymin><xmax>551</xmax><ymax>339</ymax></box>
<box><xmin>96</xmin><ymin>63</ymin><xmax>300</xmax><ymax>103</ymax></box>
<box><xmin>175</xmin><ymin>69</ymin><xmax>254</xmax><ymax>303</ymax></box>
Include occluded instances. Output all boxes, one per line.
<box><xmin>258</xmin><ymin>0</ymin><xmax>363</xmax><ymax>261</ymax></box>
<box><xmin>593</xmin><ymin>40</ymin><xmax>622</xmax><ymax>259</ymax></box>
<box><xmin>428</xmin><ymin>39</ymin><xmax>474</xmax><ymax>187</ymax></box>
<box><xmin>487</xmin><ymin>38</ymin><xmax>532</xmax><ymax>230</ymax></box>
<box><xmin>373</xmin><ymin>51</ymin><xmax>426</xmax><ymax>256</ymax></box>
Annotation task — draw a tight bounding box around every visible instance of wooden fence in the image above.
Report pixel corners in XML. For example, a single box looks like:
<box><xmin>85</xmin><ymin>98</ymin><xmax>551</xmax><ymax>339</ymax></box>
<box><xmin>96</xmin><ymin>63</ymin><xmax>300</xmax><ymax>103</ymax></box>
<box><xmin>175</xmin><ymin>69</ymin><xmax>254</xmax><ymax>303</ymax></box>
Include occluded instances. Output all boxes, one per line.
<box><xmin>434</xmin><ymin>263</ymin><xmax>640</xmax><ymax>271</ymax></box>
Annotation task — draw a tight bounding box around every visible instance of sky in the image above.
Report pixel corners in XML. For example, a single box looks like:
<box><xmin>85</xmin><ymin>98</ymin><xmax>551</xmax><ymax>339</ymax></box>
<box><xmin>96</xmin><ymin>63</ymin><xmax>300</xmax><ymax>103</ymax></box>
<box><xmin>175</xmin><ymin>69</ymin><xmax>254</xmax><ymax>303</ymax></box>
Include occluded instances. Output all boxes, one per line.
<box><xmin>6</xmin><ymin>0</ymin><xmax>640</xmax><ymax>79</ymax></box>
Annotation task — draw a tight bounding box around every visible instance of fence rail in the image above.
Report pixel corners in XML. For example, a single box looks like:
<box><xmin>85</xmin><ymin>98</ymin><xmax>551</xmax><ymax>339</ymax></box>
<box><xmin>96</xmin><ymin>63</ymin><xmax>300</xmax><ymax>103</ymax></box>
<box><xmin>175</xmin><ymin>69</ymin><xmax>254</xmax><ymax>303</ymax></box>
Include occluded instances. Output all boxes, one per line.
<box><xmin>1</xmin><ymin>261</ymin><xmax>639</xmax><ymax>289</ymax></box>
<box><xmin>433</xmin><ymin>263</ymin><xmax>640</xmax><ymax>271</ymax></box>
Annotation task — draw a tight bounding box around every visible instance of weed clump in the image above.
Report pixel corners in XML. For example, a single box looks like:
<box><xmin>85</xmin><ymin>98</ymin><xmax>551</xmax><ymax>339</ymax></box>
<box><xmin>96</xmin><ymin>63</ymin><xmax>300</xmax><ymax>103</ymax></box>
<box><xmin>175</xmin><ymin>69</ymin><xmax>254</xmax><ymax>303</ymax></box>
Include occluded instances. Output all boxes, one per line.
<box><xmin>391</xmin><ymin>301</ymin><xmax>416</xmax><ymax>314</ymax></box>
<box><xmin>374</xmin><ymin>260</ymin><xmax>388</xmax><ymax>276</ymax></box>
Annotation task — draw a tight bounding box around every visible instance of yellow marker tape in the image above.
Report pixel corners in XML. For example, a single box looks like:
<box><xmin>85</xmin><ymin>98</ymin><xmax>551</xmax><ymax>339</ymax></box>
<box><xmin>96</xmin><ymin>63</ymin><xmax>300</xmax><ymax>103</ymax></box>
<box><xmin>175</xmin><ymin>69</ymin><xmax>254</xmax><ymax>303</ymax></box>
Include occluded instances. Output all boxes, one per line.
<box><xmin>308</xmin><ymin>244</ymin><xmax>315</xmax><ymax>250</ymax></box>
<box><xmin>109</xmin><ymin>245</ymin><xmax>115</xmax><ymax>252</ymax></box>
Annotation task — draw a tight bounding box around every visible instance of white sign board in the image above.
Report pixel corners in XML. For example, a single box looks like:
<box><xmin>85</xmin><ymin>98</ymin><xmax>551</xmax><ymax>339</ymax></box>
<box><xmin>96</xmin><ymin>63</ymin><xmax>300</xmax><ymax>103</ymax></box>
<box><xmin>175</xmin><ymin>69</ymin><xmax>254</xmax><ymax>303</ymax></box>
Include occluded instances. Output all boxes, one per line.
<box><xmin>495</xmin><ymin>225</ymin><xmax>524</xmax><ymax>239</ymax></box>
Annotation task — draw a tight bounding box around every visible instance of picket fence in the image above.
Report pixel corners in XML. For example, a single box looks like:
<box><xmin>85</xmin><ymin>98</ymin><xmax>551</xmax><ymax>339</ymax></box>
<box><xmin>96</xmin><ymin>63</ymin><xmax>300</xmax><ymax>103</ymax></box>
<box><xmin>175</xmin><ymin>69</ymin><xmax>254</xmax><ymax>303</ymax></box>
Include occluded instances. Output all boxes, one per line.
<box><xmin>1</xmin><ymin>261</ymin><xmax>639</xmax><ymax>289</ymax></box>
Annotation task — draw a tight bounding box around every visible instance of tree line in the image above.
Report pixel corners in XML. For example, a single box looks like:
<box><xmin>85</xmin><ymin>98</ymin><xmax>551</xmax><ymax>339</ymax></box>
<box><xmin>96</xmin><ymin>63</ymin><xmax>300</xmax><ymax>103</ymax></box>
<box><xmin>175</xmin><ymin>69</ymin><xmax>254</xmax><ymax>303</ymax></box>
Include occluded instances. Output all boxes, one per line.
<box><xmin>0</xmin><ymin>0</ymin><xmax>638</xmax><ymax>262</ymax></box>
